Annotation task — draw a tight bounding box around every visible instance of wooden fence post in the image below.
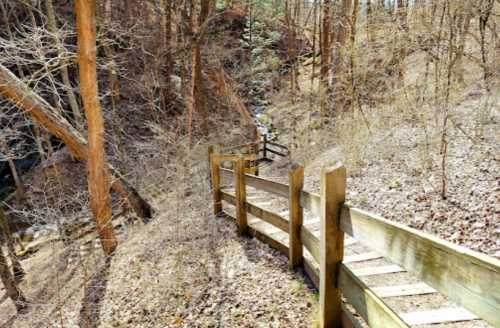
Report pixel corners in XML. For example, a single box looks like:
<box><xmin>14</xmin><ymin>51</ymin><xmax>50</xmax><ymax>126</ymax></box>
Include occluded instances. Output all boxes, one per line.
<box><xmin>207</xmin><ymin>145</ymin><xmax>214</xmax><ymax>187</ymax></box>
<box><xmin>253</xmin><ymin>142</ymin><xmax>260</xmax><ymax>176</ymax></box>
<box><xmin>234</xmin><ymin>155</ymin><xmax>248</xmax><ymax>235</ymax></box>
<box><xmin>288</xmin><ymin>164</ymin><xmax>304</xmax><ymax>268</ymax></box>
<box><xmin>320</xmin><ymin>164</ymin><xmax>346</xmax><ymax>328</ymax></box>
<box><xmin>210</xmin><ymin>153</ymin><xmax>222</xmax><ymax>215</ymax></box>
<box><xmin>262</xmin><ymin>135</ymin><xmax>267</xmax><ymax>160</ymax></box>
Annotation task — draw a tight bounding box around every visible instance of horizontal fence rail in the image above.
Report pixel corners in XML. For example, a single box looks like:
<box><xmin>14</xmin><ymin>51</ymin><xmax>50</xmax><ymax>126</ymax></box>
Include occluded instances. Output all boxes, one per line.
<box><xmin>340</xmin><ymin>206</ymin><xmax>500</xmax><ymax>326</ymax></box>
<box><xmin>208</xmin><ymin>146</ymin><xmax>500</xmax><ymax>328</ymax></box>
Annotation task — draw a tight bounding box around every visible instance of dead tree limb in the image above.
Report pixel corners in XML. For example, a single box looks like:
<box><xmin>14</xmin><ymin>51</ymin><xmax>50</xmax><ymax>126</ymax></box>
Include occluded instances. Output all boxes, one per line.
<box><xmin>0</xmin><ymin>64</ymin><xmax>153</xmax><ymax>221</ymax></box>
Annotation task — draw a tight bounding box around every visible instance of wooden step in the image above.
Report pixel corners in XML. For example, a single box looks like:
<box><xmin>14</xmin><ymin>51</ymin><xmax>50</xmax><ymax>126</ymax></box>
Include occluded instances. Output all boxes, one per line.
<box><xmin>372</xmin><ymin>283</ymin><xmax>437</xmax><ymax>298</ymax></box>
<box><xmin>343</xmin><ymin>252</ymin><xmax>382</xmax><ymax>264</ymax></box>
<box><xmin>401</xmin><ymin>307</ymin><xmax>478</xmax><ymax>325</ymax></box>
<box><xmin>351</xmin><ymin>265</ymin><xmax>405</xmax><ymax>277</ymax></box>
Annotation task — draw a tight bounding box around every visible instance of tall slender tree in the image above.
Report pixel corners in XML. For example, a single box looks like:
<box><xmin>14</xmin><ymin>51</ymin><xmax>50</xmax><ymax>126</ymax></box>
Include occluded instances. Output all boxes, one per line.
<box><xmin>75</xmin><ymin>0</ymin><xmax>117</xmax><ymax>255</ymax></box>
<box><xmin>320</xmin><ymin>0</ymin><xmax>332</xmax><ymax>115</ymax></box>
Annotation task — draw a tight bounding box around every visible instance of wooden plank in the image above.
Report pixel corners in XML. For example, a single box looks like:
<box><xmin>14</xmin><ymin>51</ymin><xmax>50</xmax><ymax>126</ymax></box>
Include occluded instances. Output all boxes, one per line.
<box><xmin>372</xmin><ymin>283</ymin><xmax>437</xmax><ymax>298</ymax></box>
<box><xmin>244</xmin><ymin>174</ymin><xmax>289</xmax><ymax>199</ymax></box>
<box><xmin>220</xmin><ymin>191</ymin><xmax>288</xmax><ymax>232</ymax></box>
<box><xmin>302</xmin><ymin>260</ymin><xmax>365</xmax><ymax>328</ymax></box>
<box><xmin>345</xmin><ymin>238</ymin><xmax>357</xmax><ymax>246</ymax></box>
<box><xmin>207</xmin><ymin>145</ymin><xmax>214</xmax><ymax>187</ymax></box>
<box><xmin>220</xmin><ymin>167</ymin><xmax>233</xmax><ymax>180</ymax></box>
<box><xmin>344</xmin><ymin>252</ymin><xmax>382</xmax><ymax>264</ymax></box>
<box><xmin>234</xmin><ymin>156</ymin><xmax>247</xmax><ymax>235</ymax></box>
<box><xmin>220</xmin><ymin>141</ymin><xmax>260</xmax><ymax>153</ymax></box>
<box><xmin>300</xmin><ymin>191</ymin><xmax>321</xmax><ymax>218</ymax></box>
<box><xmin>288</xmin><ymin>164</ymin><xmax>304</xmax><ymax>268</ymax></box>
<box><xmin>265</xmin><ymin>147</ymin><xmax>288</xmax><ymax>157</ymax></box>
<box><xmin>400</xmin><ymin>308</ymin><xmax>478</xmax><ymax>326</ymax></box>
<box><xmin>304</xmin><ymin>258</ymin><xmax>319</xmax><ymax>288</ymax></box>
<box><xmin>222</xmin><ymin>210</ymin><xmax>288</xmax><ymax>255</ymax></box>
<box><xmin>266</xmin><ymin>141</ymin><xmax>289</xmax><ymax>150</ymax></box>
<box><xmin>340</xmin><ymin>303</ymin><xmax>366</xmax><ymax>328</ymax></box>
<box><xmin>339</xmin><ymin>264</ymin><xmax>409</xmax><ymax>328</ymax></box>
<box><xmin>351</xmin><ymin>265</ymin><xmax>405</xmax><ymax>277</ymax></box>
<box><xmin>217</xmin><ymin>155</ymin><xmax>240</xmax><ymax>162</ymax></box>
<box><xmin>301</xmin><ymin>226</ymin><xmax>320</xmax><ymax>263</ymax></box>
<box><xmin>320</xmin><ymin>165</ymin><xmax>346</xmax><ymax>328</ymax></box>
<box><xmin>210</xmin><ymin>154</ymin><xmax>222</xmax><ymax>215</ymax></box>
<box><xmin>340</xmin><ymin>206</ymin><xmax>500</xmax><ymax>327</ymax></box>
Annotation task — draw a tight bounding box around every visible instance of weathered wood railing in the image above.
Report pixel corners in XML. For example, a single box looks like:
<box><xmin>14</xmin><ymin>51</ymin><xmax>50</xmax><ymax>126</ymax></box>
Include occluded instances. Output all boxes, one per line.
<box><xmin>219</xmin><ymin>135</ymin><xmax>290</xmax><ymax>164</ymax></box>
<box><xmin>208</xmin><ymin>147</ymin><xmax>500</xmax><ymax>328</ymax></box>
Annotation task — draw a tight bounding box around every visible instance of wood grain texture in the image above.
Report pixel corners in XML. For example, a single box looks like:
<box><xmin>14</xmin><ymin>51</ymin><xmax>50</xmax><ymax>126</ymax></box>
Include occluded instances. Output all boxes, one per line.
<box><xmin>220</xmin><ymin>190</ymin><xmax>288</xmax><ymax>232</ymax></box>
<box><xmin>338</xmin><ymin>264</ymin><xmax>409</xmax><ymax>328</ymax></box>
<box><xmin>234</xmin><ymin>156</ymin><xmax>248</xmax><ymax>235</ymax></box>
<box><xmin>400</xmin><ymin>307</ymin><xmax>478</xmax><ymax>325</ymax></box>
<box><xmin>301</xmin><ymin>226</ymin><xmax>320</xmax><ymax>263</ymax></box>
<box><xmin>372</xmin><ymin>283</ymin><xmax>437</xmax><ymax>298</ymax></box>
<box><xmin>343</xmin><ymin>252</ymin><xmax>382</xmax><ymax>264</ymax></box>
<box><xmin>76</xmin><ymin>0</ymin><xmax>117</xmax><ymax>255</ymax></box>
<box><xmin>210</xmin><ymin>154</ymin><xmax>222</xmax><ymax>215</ymax></box>
<box><xmin>341</xmin><ymin>206</ymin><xmax>500</xmax><ymax>327</ymax></box>
<box><xmin>300</xmin><ymin>190</ymin><xmax>321</xmax><ymax>218</ymax></box>
<box><xmin>288</xmin><ymin>164</ymin><xmax>304</xmax><ymax>268</ymax></box>
<box><xmin>320</xmin><ymin>165</ymin><xmax>346</xmax><ymax>328</ymax></box>
<box><xmin>244</xmin><ymin>174</ymin><xmax>289</xmax><ymax>199</ymax></box>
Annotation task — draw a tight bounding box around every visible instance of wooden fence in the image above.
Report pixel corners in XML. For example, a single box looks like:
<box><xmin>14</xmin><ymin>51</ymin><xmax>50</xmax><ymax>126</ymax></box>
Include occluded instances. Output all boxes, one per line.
<box><xmin>208</xmin><ymin>146</ymin><xmax>500</xmax><ymax>328</ymax></box>
<box><xmin>219</xmin><ymin>135</ymin><xmax>290</xmax><ymax>164</ymax></box>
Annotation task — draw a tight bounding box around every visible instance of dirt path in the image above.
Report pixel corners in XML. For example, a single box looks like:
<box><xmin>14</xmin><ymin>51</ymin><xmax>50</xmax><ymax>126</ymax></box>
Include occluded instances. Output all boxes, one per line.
<box><xmin>95</xmin><ymin>190</ymin><xmax>316</xmax><ymax>327</ymax></box>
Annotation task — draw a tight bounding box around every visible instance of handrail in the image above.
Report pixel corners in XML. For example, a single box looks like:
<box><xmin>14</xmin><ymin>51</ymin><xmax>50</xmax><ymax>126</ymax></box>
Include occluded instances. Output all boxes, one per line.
<box><xmin>220</xmin><ymin>141</ymin><xmax>261</xmax><ymax>153</ymax></box>
<box><xmin>245</xmin><ymin>174</ymin><xmax>289</xmax><ymax>198</ymax></box>
<box><xmin>220</xmin><ymin>167</ymin><xmax>289</xmax><ymax>199</ymax></box>
<box><xmin>340</xmin><ymin>206</ymin><xmax>500</xmax><ymax>327</ymax></box>
<box><xmin>209</xmin><ymin>145</ymin><xmax>500</xmax><ymax>327</ymax></box>
<box><xmin>220</xmin><ymin>190</ymin><xmax>288</xmax><ymax>232</ymax></box>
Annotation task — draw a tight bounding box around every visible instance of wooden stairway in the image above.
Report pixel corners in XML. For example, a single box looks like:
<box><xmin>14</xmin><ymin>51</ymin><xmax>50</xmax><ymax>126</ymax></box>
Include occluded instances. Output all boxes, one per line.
<box><xmin>220</xmin><ymin>184</ymin><xmax>488</xmax><ymax>327</ymax></box>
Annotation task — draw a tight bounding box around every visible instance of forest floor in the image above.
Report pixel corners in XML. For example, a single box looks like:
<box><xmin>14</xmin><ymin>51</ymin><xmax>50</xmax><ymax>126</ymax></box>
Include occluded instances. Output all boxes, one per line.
<box><xmin>260</xmin><ymin>61</ymin><xmax>500</xmax><ymax>258</ymax></box>
<box><xmin>0</xmin><ymin>166</ymin><xmax>316</xmax><ymax>328</ymax></box>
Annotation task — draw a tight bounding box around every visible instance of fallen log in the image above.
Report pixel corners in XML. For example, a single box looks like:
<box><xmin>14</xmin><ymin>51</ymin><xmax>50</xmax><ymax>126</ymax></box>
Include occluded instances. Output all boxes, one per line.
<box><xmin>0</xmin><ymin>64</ymin><xmax>152</xmax><ymax>221</ymax></box>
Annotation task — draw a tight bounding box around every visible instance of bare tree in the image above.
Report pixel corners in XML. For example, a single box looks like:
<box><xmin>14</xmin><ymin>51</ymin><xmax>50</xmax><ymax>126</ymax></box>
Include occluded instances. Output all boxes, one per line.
<box><xmin>75</xmin><ymin>0</ymin><xmax>117</xmax><ymax>255</ymax></box>
<box><xmin>45</xmin><ymin>0</ymin><xmax>84</xmax><ymax>131</ymax></box>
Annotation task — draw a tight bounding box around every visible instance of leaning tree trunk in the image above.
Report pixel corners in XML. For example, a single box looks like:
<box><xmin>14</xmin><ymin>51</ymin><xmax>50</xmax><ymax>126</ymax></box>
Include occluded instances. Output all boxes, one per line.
<box><xmin>0</xmin><ymin>237</ymin><xmax>26</xmax><ymax>313</ymax></box>
<box><xmin>75</xmin><ymin>0</ymin><xmax>117</xmax><ymax>255</ymax></box>
<box><xmin>0</xmin><ymin>64</ymin><xmax>153</xmax><ymax>221</ymax></box>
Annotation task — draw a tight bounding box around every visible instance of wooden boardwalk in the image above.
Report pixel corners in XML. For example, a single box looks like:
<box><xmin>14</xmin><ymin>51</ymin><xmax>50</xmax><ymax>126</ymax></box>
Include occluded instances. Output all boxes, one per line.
<box><xmin>219</xmin><ymin>183</ymin><xmax>491</xmax><ymax>328</ymax></box>
<box><xmin>208</xmin><ymin>142</ymin><xmax>499</xmax><ymax>328</ymax></box>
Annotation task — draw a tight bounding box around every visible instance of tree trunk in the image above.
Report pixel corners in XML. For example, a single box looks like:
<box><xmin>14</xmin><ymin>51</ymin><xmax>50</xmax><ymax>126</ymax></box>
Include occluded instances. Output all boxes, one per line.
<box><xmin>320</xmin><ymin>0</ymin><xmax>332</xmax><ymax>116</ymax></box>
<box><xmin>103</xmin><ymin>0</ymin><xmax>120</xmax><ymax>110</ymax></box>
<box><xmin>0</xmin><ymin>64</ymin><xmax>153</xmax><ymax>221</ymax></box>
<box><xmin>0</xmin><ymin>237</ymin><xmax>26</xmax><ymax>313</ymax></box>
<box><xmin>0</xmin><ymin>139</ymin><xmax>26</xmax><ymax>203</ymax></box>
<box><xmin>45</xmin><ymin>0</ymin><xmax>84</xmax><ymax>131</ymax></box>
<box><xmin>162</xmin><ymin>0</ymin><xmax>173</xmax><ymax>107</ymax></box>
<box><xmin>331</xmin><ymin>0</ymin><xmax>352</xmax><ymax>112</ymax></box>
<box><xmin>75</xmin><ymin>0</ymin><xmax>117</xmax><ymax>255</ymax></box>
<box><xmin>0</xmin><ymin>208</ymin><xmax>25</xmax><ymax>282</ymax></box>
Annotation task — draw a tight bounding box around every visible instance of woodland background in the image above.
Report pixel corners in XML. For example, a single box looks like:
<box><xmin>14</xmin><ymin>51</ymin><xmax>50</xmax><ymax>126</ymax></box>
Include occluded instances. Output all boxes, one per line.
<box><xmin>0</xmin><ymin>0</ymin><xmax>498</xmax><ymax>326</ymax></box>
